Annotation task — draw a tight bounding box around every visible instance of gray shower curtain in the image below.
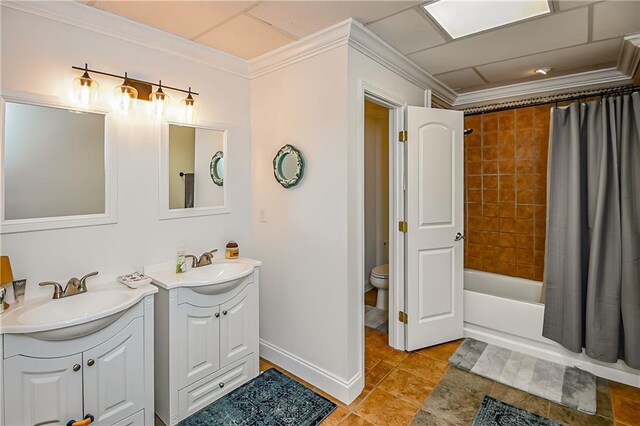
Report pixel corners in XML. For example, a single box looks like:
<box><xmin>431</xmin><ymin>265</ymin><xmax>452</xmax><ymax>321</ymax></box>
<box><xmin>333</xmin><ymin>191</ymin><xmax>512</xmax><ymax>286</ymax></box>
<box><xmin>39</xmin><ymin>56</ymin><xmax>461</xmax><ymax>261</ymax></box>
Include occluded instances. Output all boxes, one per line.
<box><xmin>542</xmin><ymin>92</ymin><xmax>640</xmax><ymax>370</ymax></box>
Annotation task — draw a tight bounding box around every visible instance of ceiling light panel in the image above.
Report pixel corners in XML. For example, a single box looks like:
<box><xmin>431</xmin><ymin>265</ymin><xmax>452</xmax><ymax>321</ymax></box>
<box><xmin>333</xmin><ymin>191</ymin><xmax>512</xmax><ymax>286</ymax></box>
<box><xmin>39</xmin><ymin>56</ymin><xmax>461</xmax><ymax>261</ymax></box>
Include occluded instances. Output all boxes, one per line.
<box><xmin>423</xmin><ymin>0</ymin><xmax>551</xmax><ymax>39</ymax></box>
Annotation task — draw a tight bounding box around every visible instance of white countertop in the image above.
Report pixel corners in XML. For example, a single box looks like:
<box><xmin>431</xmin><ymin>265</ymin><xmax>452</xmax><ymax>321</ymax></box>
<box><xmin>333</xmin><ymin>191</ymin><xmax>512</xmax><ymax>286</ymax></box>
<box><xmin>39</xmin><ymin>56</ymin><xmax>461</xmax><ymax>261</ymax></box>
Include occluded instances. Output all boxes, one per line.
<box><xmin>0</xmin><ymin>281</ymin><xmax>157</xmax><ymax>335</ymax></box>
<box><xmin>144</xmin><ymin>257</ymin><xmax>261</xmax><ymax>291</ymax></box>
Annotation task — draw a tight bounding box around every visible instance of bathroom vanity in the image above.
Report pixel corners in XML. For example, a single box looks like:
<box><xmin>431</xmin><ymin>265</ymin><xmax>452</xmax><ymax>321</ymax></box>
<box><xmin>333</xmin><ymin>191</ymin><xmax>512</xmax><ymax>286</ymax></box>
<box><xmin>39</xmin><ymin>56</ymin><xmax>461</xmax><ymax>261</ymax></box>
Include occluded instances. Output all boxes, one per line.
<box><xmin>0</xmin><ymin>281</ymin><xmax>157</xmax><ymax>426</ymax></box>
<box><xmin>145</xmin><ymin>258</ymin><xmax>260</xmax><ymax>425</ymax></box>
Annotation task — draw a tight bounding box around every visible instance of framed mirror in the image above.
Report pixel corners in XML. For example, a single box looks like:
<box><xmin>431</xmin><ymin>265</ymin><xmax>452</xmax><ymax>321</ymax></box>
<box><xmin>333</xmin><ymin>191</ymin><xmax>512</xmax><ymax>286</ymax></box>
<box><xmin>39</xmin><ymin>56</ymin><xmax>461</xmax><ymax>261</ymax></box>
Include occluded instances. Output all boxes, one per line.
<box><xmin>159</xmin><ymin>121</ymin><xmax>228</xmax><ymax>219</ymax></box>
<box><xmin>0</xmin><ymin>91</ymin><xmax>116</xmax><ymax>234</ymax></box>
<box><xmin>273</xmin><ymin>144</ymin><xmax>305</xmax><ymax>188</ymax></box>
<box><xmin>210</xmin><ymin>151</ymin><xmax>223</xmax><ymax>186</ymax></box>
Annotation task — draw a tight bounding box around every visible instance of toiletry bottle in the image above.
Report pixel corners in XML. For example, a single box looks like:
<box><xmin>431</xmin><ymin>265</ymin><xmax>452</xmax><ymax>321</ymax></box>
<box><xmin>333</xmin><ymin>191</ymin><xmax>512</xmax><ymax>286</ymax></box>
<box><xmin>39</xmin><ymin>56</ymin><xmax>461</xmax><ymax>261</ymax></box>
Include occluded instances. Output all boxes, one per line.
<box><xmin>176</xmin><ymin>249</ymin><xmax>187</xmax><ymax>273</ymax></box>
<box><xmin>225</xmin><ymin>241</ymin><xmax>239</xmax><ymax>260</ymax></box>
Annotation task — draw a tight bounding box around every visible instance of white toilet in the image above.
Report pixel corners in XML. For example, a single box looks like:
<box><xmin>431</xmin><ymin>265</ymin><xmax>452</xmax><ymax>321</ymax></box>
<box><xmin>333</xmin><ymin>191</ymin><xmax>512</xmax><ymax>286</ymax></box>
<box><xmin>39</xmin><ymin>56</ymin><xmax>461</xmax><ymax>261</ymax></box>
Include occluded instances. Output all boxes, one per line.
<box><xmin>369</xmin><ymin>263</ymin><xmax>389</xmax><ymax>310</ymax></box>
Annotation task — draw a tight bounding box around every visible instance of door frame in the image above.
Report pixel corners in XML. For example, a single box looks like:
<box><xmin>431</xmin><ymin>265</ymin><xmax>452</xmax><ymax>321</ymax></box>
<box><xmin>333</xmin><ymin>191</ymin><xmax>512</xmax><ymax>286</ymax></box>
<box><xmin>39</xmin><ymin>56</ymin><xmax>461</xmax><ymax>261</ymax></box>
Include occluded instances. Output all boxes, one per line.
<box><xmin>357</xmin><ymin>80</ymin><xmax>407</xmax><ymax>355</ymax></box>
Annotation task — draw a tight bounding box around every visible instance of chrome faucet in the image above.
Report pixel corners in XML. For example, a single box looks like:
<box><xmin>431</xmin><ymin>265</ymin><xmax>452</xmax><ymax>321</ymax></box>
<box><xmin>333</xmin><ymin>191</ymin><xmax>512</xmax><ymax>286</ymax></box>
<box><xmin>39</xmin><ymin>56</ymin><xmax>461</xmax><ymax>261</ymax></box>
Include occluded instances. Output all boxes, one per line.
<box><xmin>184</xmin><ymin>249</ymin><xmax>218</xmax><ymax>268</ymax></box>
<box><xmin>39</xmin><ymin>271</ymin><xmax>98</xmax><ymax>299</ymax></box>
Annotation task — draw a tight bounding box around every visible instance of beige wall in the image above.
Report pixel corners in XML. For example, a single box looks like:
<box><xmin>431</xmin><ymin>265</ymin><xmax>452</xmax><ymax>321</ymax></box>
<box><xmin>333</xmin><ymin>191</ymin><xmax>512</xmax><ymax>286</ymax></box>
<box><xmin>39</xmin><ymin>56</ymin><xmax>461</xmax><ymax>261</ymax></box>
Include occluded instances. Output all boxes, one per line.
<box><xmin>4</xmin><ymin>102</ymin><xmax>105</xmax><ymax>219</ymax></box>
<box><xmin>364</xmin><ymin>100</ymin><xmax>389</xmax><ymax>283</ymax></box>
<box><xmin>168</xmin><ymin>125</ymin><xmax>195</xmax><ymax>209</ymax></box>
<box><xmin>194</xmin><ymin>128</ymin><xmax>224</xmax><ymax>208</ymax></box>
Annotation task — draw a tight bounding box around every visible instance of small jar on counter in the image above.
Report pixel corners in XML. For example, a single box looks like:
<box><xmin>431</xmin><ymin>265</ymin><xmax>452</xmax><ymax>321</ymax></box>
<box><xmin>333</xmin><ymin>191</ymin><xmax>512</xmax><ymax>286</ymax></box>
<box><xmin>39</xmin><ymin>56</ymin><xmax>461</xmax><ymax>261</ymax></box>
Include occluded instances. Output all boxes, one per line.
<box><xmin>225</xmin><ymin>241</ymin><xmax>239</xmax><ymax>260</ymax></box>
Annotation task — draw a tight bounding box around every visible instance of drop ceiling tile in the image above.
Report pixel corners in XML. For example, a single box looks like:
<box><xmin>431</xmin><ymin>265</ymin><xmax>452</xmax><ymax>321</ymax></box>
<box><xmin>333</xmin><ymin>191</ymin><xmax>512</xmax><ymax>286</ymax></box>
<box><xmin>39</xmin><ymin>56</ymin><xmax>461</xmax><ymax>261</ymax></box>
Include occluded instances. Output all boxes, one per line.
<box><xmin>367</xmin><ymin>8</ymin><xmax>446</xmax><ymax>54</ymax></box>
<box><xmin>408</xmin><ymin>7</ymin><xmax>589</xmax><ymax>74</ymax></box>
<box><xmin>476</xmin><ymin>38</ymin><xmax>621</xmax><ymax>83</ymax></box>
<box><xmin>434</xmin><ymin>68</ymin><xmax>486</xmax><ymax>90</ymax></box>
<box><xmin>557</xmin><ymin>0</ymin><xmax>601</xmax><ymax>11</ymax></box>
<box><xmin>247</xmin><ymin>1</ymin><xmax>419</xmax><ymax>38</ymax></box>
<box><xmin>592</xmin><ymin>1</ymin><xmax>640</xmax><ymax>41</ymax></box>
<box><xmin>90</xmin><ymin>1</ymin><xmax>256</xmax><ymax>40</ymax></box>
<box><xmin>194</xmin><ymin>14</ymin><xmax>296</xmax><ymax>60</ymax></box>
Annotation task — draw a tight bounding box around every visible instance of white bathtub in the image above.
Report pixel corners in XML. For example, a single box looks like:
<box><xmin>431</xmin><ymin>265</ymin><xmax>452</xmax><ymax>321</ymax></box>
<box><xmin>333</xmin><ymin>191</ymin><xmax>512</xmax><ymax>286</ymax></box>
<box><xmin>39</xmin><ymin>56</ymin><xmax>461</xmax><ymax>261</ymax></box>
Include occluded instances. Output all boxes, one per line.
<box><xmin>463</xmin><ymin>269</ymin><xmax>640</xmax><ymax>388</ymax></box>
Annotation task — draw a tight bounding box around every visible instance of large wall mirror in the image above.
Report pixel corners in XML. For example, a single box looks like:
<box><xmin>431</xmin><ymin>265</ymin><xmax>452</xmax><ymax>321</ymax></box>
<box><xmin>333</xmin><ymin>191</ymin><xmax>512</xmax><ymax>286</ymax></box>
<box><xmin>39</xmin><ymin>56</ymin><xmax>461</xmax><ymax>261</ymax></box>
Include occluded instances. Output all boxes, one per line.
<box><xmin>160</xmin><ymin>121</ymin><xmax>228</xmax><ymax>219</ymax></box>
<box><xmin>1</xmin><ymin>93</ymin><xmax>116</xmax><ymax>233</ymax></box>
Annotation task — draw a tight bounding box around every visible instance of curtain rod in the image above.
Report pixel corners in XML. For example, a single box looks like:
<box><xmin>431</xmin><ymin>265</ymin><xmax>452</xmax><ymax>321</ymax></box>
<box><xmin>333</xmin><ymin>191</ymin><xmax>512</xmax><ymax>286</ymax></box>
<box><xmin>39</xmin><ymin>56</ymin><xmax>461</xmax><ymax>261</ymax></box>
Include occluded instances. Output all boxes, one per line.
<box><xmin>463</xmin><ymin>85</ymin><xmax>640</xmax><ymax>116</ymax></box>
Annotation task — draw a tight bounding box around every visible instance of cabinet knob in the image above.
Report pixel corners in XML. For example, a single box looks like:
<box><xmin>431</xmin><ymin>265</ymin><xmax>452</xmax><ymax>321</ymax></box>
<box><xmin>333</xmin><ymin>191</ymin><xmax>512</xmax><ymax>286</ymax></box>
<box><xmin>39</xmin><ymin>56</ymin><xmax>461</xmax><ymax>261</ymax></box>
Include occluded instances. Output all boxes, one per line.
<box><xmin>222</xmin><ymin>310</ymin><xmax>228</xmax><ymax>316</ymax></box>
<box><xmin>73</xmin><ymin>364</ymin><xmax>81</xmax><ymax>372</ymax></box>
<box><xmin>215</xmin><ymin>312</ymin><xmax>220</xmax><ymax>318</ymax></box>
<box><xmin>87</xmin><ymin>359</ymin><xmax>95</xmax><ymax>367</ymax></box>
<box><xmin>219</xmin><ymin>382</ymin><xmax>224</xmax><ymax>388</ymax></box>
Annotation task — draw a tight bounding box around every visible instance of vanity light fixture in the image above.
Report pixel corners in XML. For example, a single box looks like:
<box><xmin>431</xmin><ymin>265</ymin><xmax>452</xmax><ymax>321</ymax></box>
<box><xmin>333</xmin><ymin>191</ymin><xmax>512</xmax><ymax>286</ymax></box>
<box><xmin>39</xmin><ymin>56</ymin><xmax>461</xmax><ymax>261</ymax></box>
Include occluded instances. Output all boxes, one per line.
<box><xmin>71</xmin><ymin>64</ymin><xmax>199</xmax><ymax>119</ymax></box>
<box><xmin>149</xmin><ymin>80</ymin><xmax>170</xmax><ymax>117</ymax></box>
<box><xmin>113</xmin><ymin>72</ymin><xmax>138</xmax><ymax>114</ymax></box>
<box><xmin>535</xmin><ymin>67</ymin><xmax>552</xmax><ymax>76</ymax></box>
<box><xmin>71</xmin><ymin>63</ymin><xmax>99</xmax><ymax>107</ymax></box>
<box><xmin>180</xmin><ymin>87</ymin><xmax>198</xmax><ymax>124</ymax></box>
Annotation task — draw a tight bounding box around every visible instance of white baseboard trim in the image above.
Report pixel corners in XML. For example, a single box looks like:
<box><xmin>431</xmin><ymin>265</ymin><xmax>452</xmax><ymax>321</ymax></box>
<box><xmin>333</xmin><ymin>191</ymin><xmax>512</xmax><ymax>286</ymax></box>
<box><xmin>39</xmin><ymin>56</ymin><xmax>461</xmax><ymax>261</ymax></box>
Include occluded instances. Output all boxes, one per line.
<box><xmin>464</xmin><ymin>323</ymin><xmax>640</xmax><ymax>388</ymax></box>
<box><xmin>363</xmin><ymin>280</ymin><xmax>374</xmax><ymax>294</ymax></box>
<box><xmin>259</xmin><ymin>339</ymin><xmax>364</xmax><ymax>404</ymax></box>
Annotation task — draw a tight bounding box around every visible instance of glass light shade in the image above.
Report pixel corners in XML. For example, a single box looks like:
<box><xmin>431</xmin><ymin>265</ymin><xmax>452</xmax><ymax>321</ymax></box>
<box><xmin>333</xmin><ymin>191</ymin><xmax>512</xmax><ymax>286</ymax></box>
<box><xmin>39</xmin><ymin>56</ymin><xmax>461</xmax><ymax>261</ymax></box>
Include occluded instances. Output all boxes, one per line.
<box><xmin>71</xmin><ymin>72</ymin><xmax>99</xmax><ymax>107</ymax></box>
<box><xmin>180</xmin><ymin>93</ymin><xmax>198</xmax><ymax>123</ymax></box>
<box><xmin>112</xmin><ymin>80</ymin><xmax>138</xmax><ymax>114</ymax></box>
<box><xmin>149</xmin><ymin>86</ymin><xmax>171</xmax><ymax>117</ymax></box>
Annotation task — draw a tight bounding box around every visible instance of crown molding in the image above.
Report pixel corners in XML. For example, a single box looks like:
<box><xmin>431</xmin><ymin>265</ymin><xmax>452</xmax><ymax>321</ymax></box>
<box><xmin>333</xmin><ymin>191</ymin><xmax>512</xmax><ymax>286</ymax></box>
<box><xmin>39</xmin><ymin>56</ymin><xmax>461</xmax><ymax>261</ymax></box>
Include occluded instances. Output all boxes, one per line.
<box><xmin>346</xmin><ymin>20</ymin><xmax>456</xmax><ymax>106</ymax></box>
<box><xmin>248</xmin><ymin>19</ymin><xmax>457</xmax><ymax>106</ymax></box>
<box><xmin>453</xmin><ymin>68</ymin><xmax>632</xmax><ymax>108</ymax></box>
<box><xmin>248</xmin><ymin>20</ymin><xmax>351</xmax><ymax>79</ymax></box>
<box><xmin>618</xmin><ymin>33</ymin><xmax>640</xmax><ymax>78</ymax></box>
<box><xmin>1</xmin><ymin>0</ymin><xmax>249</xmax><ymax>78</ymax></box>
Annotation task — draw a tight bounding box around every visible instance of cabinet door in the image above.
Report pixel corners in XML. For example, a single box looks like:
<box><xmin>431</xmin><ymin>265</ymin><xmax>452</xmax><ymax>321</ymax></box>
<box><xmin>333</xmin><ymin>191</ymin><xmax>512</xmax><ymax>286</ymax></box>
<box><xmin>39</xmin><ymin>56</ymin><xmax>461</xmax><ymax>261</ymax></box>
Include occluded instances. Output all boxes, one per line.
<box><xmin>82</xmin><ymin>317</ymin><xmax>145</xmax><ymax>425</ymax></box>
<box><xmin>4</xmin><ymin>353</ymin><xmax>84</xmax><ymax>426</ymax></box>
<box><xmin>178</xmin><ymin>303</ymin><xmax>220</xmax><ymax>388</ymax></box>
<box><xmin>220</xmin><ymin>285</ymin><xmax>257</xmax><ymax>368</ymax></box>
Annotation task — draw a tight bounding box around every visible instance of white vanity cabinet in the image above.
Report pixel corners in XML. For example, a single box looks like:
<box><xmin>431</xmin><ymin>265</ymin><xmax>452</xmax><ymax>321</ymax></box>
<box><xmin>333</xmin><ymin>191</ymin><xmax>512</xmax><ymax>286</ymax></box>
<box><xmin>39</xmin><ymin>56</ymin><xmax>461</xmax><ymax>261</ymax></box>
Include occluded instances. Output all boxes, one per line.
<box><xmin>1</xmin><ymin>294</ymin><xmax>156</xmax><ymax>426</ymax></box>
<box><xmin>148</xmin><ymin>259</ymin><xmax>260</xmax><ymax>426</ymax></box>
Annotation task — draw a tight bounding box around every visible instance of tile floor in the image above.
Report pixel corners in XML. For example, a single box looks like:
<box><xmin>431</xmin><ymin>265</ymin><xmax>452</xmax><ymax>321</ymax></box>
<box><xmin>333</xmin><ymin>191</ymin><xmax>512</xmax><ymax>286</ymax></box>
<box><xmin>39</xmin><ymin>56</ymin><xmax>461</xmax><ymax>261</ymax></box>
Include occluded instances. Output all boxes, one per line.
<box><xmin>257</xmin><ymin>289</ymin><xmax>640</xmax><ymax>426</ymax></box>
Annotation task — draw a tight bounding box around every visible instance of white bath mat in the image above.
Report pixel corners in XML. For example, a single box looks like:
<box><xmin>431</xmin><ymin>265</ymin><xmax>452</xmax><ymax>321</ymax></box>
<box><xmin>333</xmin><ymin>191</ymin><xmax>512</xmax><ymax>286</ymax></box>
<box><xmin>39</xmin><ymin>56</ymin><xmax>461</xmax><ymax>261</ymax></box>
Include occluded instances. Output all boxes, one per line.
<box><xmin>449</xmin><ymin>338</ymin><xmax>597</xmax><ymax>414</ymax></box>
<box><xmin>365</xmin><ymin>306</ymin><xmax>388</xmax><ymax>333</ymax></box>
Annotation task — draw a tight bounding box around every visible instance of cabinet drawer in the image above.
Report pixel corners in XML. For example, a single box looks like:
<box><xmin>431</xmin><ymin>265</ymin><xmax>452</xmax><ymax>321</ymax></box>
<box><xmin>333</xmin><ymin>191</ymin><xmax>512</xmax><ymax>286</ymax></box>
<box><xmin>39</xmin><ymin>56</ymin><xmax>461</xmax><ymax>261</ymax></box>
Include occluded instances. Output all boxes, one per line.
<box><xmin>178</xmin><ymin>354</ymin><xmax>253</xmax><ymax>421</ymax></box>
<box><xmin>110</xmin><ymin>409</ymin><xmax>144</xmax><ymax>426</ymax></box>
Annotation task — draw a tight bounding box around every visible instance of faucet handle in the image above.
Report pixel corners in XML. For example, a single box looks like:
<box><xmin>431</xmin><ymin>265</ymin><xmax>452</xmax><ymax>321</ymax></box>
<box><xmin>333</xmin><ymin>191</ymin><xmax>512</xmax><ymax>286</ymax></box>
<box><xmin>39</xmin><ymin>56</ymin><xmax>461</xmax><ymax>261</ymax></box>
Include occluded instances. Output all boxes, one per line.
<box><xmin>79</xmin><ymin>271</ymin><xmax>98</xmax><ymax>286</ymax></box>
<box><xmin>39</xmin><ymin>281</ymin><xmax>63</xmax><ymax>299</ymax></box>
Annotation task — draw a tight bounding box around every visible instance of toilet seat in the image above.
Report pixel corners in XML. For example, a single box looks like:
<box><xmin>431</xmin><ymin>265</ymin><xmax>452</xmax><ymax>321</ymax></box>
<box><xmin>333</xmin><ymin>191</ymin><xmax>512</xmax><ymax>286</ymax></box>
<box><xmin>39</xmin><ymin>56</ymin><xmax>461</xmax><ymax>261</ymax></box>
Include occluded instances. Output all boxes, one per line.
<box><xmin>371</xmin><ymin>264</ymin><xmax>389</xmax><ymax>279</ymax></box>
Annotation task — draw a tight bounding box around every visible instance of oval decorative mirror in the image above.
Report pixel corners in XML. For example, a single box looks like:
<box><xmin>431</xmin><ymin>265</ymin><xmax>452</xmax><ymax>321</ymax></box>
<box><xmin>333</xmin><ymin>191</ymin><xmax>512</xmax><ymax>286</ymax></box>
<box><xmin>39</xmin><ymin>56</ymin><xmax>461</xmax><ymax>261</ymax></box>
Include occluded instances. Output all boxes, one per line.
<box><xmin>273</xmin><ymin>144</ymin><xmax>305</xmax><ymax>188</ymax></box>
<box><xmin>210</xmin><ymin>151</ymin><xmax>224</xmax><ymax>186</ymax></box>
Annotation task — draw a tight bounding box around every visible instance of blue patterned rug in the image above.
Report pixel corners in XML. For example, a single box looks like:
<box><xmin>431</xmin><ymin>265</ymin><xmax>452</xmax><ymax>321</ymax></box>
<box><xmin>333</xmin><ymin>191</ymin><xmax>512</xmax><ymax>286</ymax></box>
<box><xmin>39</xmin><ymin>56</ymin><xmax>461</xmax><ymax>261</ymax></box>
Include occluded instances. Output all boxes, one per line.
<box><xmin>472</xmin><ymin>396</ymin><xmax>560</xmax><ymax>426</ymax></box>
<box><xmin>178</xmin><ymin>368</ymin><xmax>337</xmax><ymax>426</ymax></box>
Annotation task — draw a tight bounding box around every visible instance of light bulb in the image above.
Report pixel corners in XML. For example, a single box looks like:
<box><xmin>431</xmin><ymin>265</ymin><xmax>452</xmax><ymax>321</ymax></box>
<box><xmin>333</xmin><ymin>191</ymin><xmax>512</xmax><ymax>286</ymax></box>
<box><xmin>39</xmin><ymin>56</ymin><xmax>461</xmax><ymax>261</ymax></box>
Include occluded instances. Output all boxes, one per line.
<box><xmin>180</xmin><ymin>88</ymin><xmax>198</xmax><ymax>123</ymax></box>
<box><xmin>149</xmin><ymin>81</ymin><xmax>170</xmax><ymax>117</ymax></box>
<box><xmin>112</xmin><ymin>73</ymin><xmax>138</xmax><ymax>115</ymax></box>
<box><xmin>71</xmin><ymin>64</ymin><xmax>99</xmax><ymax>107</ymax></box>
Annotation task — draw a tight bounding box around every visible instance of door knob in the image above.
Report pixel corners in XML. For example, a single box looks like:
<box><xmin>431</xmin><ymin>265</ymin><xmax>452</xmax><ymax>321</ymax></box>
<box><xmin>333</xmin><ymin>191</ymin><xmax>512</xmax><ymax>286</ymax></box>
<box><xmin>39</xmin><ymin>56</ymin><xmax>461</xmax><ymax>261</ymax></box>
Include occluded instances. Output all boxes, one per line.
<box><xmin>215</xmin><ymin>312</ymin><xmax>220</xmax><ymax>318</ymax></box>
<box><xmin>219</xmin><ymin>382</ymin><xmax>224</xmax><ymax>388</ymax></box>
<box><xmin>454</xmin><ymin>232</ymin><xmax>465</xmax><ymax>242</ymax></box>
<box><xmin>72</xmin><ymin>364</ymin><xmax>81</xmax><ymax>372</ymax></box>
<box><xmin>87</xmin><ymin>359</ymin><xmax>95</xmax><ymax>367</ymax></box>
<box><xmin>222</xmin><ymin>310</ymin><xmax>228</xmax><ymax>316</ymax></box>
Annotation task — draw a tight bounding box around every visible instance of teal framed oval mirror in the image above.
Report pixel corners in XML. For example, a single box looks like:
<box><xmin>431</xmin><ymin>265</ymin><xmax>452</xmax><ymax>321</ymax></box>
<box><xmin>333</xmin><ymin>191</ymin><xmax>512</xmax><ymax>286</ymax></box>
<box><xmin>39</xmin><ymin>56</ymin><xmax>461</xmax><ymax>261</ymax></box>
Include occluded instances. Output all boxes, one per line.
<box><xmin>210</xmin><ymin>150</ymin><xmax>223</xmax><ymax>186</ymax></box>
<box><xmin>273</xmin><ymin>144</ymin><xmax>304</xmax><ymax>188</ymax></box>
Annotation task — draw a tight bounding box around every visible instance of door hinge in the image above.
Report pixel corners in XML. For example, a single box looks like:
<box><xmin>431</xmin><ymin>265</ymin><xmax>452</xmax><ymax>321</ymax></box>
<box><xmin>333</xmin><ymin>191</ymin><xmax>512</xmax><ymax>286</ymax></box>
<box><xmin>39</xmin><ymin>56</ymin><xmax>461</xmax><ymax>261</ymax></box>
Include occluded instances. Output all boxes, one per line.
<box><xmin>398</xmin><ymin>221</ymin><xmax>408</xmax><ymax>233</ymax></box>
<box><xmin>399</xmin><ymin>311</ymin><xmax>408</xmax><ymax>324</ymax></box>
<box><xmin>398</xmin><ymin>130</ymin><xmax>407</xmax><ymax>142</ymax></box>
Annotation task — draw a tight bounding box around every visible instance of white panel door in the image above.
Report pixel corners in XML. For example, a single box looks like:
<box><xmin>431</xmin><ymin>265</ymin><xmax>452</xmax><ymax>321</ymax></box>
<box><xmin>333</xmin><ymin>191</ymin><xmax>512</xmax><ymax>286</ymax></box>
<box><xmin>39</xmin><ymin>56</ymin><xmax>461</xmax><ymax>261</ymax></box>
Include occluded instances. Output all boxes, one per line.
<box><xmin>220</xmin><ymin>285</ymin><xmax>256</xmax><ymax>368</ymax></box>
<box><xmin>4</xmin><ymin>353</ymin><xmax>84</xmax><ymax>426</ymax></box>
<box><xmin>83</xmin><ymin>317</ymin><xmax>145</xmax><ymax>425</ymax></box>
<box><xmin>406</xmin><ymin>106</ymin><xmax>464</xmax><ymax>351</ymax></box>
<box><xmin>178</xmin><ymin>303</ymin><xmax>220</xmax><ymax>387</ymax></box>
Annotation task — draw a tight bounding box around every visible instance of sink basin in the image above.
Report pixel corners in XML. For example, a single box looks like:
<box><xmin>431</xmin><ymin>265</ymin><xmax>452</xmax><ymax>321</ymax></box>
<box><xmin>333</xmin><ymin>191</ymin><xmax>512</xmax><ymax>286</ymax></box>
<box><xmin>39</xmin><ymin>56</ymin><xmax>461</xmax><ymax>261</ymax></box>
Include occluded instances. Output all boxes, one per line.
<box><xmin>0</xmin><ymin>282</ymin><xmax>157</xmax><ymax>340</ymax></box>
<box><xmin>145</xmin><ymin>258</ymin><xmax>259</xmax><ymax>294</ymax></box>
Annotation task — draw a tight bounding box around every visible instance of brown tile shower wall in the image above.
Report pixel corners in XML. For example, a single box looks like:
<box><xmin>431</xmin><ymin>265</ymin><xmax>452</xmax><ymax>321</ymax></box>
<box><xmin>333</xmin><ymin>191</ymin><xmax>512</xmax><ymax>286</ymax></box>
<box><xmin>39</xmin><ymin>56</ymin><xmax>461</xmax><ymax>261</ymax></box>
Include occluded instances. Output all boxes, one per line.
<box><xmin>463</xmin><ymin>106</ymin><xmax>550</xmax><ymax>281</ymax></box>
